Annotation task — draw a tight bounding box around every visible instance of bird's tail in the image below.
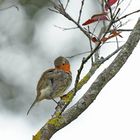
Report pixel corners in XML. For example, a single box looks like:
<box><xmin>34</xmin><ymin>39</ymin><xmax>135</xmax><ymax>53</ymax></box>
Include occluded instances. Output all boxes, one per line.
<box><xmin>27</xmin><ymin>98</ymin><xmax>37</xmax><ymax>115</ymax></box>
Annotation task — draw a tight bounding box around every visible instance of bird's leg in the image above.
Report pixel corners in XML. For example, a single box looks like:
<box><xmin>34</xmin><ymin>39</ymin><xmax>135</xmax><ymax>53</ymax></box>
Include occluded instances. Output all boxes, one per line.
<box><xmin>51</xmin><ymin>98</ymin><xmax>59</xmax><ymax>104</ymax></box>
<box><xmin>51</xmin><ymin>97</ymin><xmax>65</xmax><ymax>109</ymax></box>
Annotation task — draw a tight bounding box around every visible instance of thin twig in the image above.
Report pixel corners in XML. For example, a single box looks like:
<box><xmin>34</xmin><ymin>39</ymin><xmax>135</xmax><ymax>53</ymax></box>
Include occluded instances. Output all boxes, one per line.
<box><xmin>65</xmin><ymin>0</ymin><xmax>70</xmax><ymax>10</ymax></box>
<box><xmin>116</xmin><ymin>19</ymin><xmax>130</xmax><ymax>29</ymax></box>
<box><xmin>54</xmin><ymin>25</ymin><xmax>78</xmax><ymax>31</ymax></box>
<box><xmin>112</xmin><ymin>25</ymin><xmax>119</xmax><ymax>49</ymax></box>
<box><xmin>115</xmin><ymin>36</ymin><xmax>119</xmax><ymax>49</ymax></box>
<box><xmin>113</xmin><ymin>8</ymin><xmax>121</xmax><ymax>20</ymax></box>
<box><xmin>88</xmin><ymin>26</ymin><xmax>94</xmax><ymax>66</ymax></box>
<box><xmin>119</xmin><ymin>0</ymin><xmax>132</xmax><ymax>17</ymax></box>
<box><xmin>48</xmin><ymin>8</ymin><xmax>59</xmax><ymax>13</ymax></box>
<box><xmin>112</xmin><ymin>0</ymin><xmax>120</xmax><ymax>18</ymax></box>
<box><xmin>66</xmin><ymin>51</ymin><xmax>90</xmax><ymax>59</ymax></box>
<box><xmin>0</xmin><ymin>5</ymin><xmax>19</xmax><ymax>11</ymax></box>
<box><xmin>104</xmin><ymin>0</ymin><xmax>113</xmax><ymax>19</ymax></box>
<box><xmin>95</xmin><ymin>27</ymin><xmax>106</xmax><ymax>61</ymax></box>
<box><xmin>78</xmin><ymin>0</ymin><xmax>85</xmax><ymax>24</ymax></box>
<box><xmin>74</xmin><ymin>20</ymin><xmax>114</xmax><ymax>94</ymax></box>
<box><xmin>92</xmin><ymin>20</ymin><xmax>100</xmax><ymax>34</ymax></box>
<box><xmin>102</xmin><ymin>46</ymin><xmax>123</xmax><ymax>62</ymax></box>
<box><xmin>51</xmin><ymin>1</ymin><xmax>92</xmax><ymax>41</ymax></box>
<box><xmin>66</xmin><ymin>40</ymin><xmax>124</xmax><ymax>58</ymax></box>
<box><xmin>58</xmin><ymin>0</ymin><xmax>63</xmax><ymax>6</ymax></box>
<box><xmin>116</xmin><ymin>29</ymin><xmax>132</xmax><ymax>32</ymax></box>
<box><xmin>94</xmin><ymin>0</ymin><xmax>106</xmax><ymax>62</ymax></box>
<box><xmin>105</xmin><ymin>40</ymin><xmax>124</xmax><ymax>43</ymax></box>
<box><xmin>101</xmin><ymin>0</ymin><xmax>106</xmax><ymax>27</ymax></box>
<box><xmin>115</xmin><ymin>9</ymin><xmax>140</xmax><ymax>22</ymax></box>
<box><xmin>84</xmin><ymin>27</ymin><xmax>98</xmax><ymax>37</ymax></box>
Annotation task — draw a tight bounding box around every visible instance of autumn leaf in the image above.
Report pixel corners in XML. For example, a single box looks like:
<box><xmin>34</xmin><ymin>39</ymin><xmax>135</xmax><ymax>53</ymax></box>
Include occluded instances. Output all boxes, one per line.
<box><xmin>82</xmin><ymin>13</ymin><xmax>108</xmax><ymax>26</ymax></box>
<box><xmin>92</xmin><ymin>30</ymin><xmax>122</xmax><ymax>44</ymax></box>
<box><xmin>92</xmin><ymin>37</ymin><xmax>98</xmax><ymax>42</ymax></box>
<box><xmin>101</xmin><ymin>30</ymin><xmax>123</xmax><ymax>42</ymax></box>
<box><xmin>105</xmin><ymin>0</ymin><xmax>118</xmax><ymax>11</ymax></box>
<box><xmin>91</xmin><ymin>12</ymin><xmax>108</xmax><ymax>18</ymax></box>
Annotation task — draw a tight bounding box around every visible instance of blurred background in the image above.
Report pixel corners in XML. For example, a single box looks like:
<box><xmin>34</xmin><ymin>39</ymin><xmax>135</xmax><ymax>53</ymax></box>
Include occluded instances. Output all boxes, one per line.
<box><xmin>0</xmin><ymin>0</ymin><xmax>140</xmax><ymax>140</ymax></box>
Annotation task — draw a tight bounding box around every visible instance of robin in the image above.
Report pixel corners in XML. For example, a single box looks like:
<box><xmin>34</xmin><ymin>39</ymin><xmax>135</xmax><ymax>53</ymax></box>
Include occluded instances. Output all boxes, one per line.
<box><xmin>27</xmin><ymin>56</ymin><xmax>72</xmax><ymax>115</ymax></box>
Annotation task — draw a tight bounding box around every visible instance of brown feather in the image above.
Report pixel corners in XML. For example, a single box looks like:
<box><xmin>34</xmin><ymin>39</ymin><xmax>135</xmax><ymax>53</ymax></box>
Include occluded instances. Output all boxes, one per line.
<box><xmin>27</xmin><ymin>57</ymin><xmax>72</xmax><ymax>115</ymax></box>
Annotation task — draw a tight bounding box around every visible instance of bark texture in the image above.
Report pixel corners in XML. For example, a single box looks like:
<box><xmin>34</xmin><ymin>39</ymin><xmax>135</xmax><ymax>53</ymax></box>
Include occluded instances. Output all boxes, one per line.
<box><xmin>33</xmin><ymin>18</ymin><xmax>140</xmax><ymax>140</ymax></box>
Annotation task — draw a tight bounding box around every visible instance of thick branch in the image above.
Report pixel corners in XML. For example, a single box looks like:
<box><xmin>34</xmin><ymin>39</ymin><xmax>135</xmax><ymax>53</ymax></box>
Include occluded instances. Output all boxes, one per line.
<box><xmin>62</xmin><ymin>18</ymin><xmax>140</xmax><ymax>124</ymax></box>
<box><xmin>33</xmin><ymin>18</ymin><xmax>140</xmax><ymax>140</ymax></box>
<box><xmin>53</xmin><ymin>46</ymin><xmax>122</xmax><ymax>116</ymax></box>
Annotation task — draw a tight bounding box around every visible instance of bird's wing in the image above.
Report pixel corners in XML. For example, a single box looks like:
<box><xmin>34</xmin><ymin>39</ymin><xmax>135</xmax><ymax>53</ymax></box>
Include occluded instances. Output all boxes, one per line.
<box><xmin>37</xmin><ymin>68</ymin><xmax>70</xmax><ymax>97</ymax></box>
<box><xmin>27</xmin><ymin>68</ymin><xmax>56</xmax><ymax>115</ymax></box>
<box><xmin>36</xmin><ymin>68</ymin><xmax>54</xmax><ymax>93</ymax></box>
<box><xmin>36</xmin><ymin>68</ymin><xmax>62</xmax><ymax>96</ymax></box>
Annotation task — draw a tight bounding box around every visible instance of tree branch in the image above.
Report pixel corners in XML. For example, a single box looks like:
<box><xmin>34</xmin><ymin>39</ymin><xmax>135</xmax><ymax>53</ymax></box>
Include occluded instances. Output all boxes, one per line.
<box><xmin>33</xmin><ymin>18</ymin><xmax>140</xmax><ymax>140</ymax></box>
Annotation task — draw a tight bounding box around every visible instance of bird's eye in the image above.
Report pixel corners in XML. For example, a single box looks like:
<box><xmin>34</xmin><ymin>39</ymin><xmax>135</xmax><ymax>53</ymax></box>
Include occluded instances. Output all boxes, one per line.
<box><xmin>62</xmin><ymin>63</ymin><xmax>65</xmax><ymax>65</ymax></box>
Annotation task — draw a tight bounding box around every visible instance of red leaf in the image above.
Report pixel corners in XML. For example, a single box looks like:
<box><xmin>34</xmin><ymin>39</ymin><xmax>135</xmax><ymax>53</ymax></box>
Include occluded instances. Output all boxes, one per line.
<box><xmin>101</xmin><ymin>30</ymin><xmax>122</xmax><ymax>43</ymax></box>
<box><xmin>91</xmin><ymin>12</ymin><xmax>107</xmax><ymax>18</ymax></box>
<box><xmin>92</xmin><ymin>37</ymin><xmax>98</xmax><ymax>42</ymax></box>
<box><xmin>92</xmin><ymin>30</ymin><xmax>122</xmax><ymax>44</ymax></box>
<box><xmin>111</xmin><ymin>30</ymin><xmax>123</xmax><ymax>38</ymax></box>
<box><xmin>82</xmin><ymin>14</ymin><xmax>108</xmax><ymax>26</ymax></box>
<box><xmin>105</xmin><ymin>0</ymin><xmax>118</xmax><ymax>11</ymax></box>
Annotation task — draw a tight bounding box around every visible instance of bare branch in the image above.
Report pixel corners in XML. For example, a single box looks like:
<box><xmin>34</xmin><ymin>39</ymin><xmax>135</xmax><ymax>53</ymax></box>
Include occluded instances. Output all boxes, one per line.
<box><xmin>66</xmin><ymin>51</ymin><xmax>90</xmax><ymax>59</ymax></box>
<box><xmin>49</xmin><ymin>1</ymin><xmax>125</xmax><ymax>113</ymax></box>
<box><xmin>117</xmin><ymin>29</ymin><xmax>132</xmax><ymax>32</ymax></box>
<box><xmin>88</xmin><ymin>26</ymin><xmax>94</xmax><ymax>66</ymax></box>
<box><xmin>53</xmin><ymin>45</ymin><xmax>124</xmax><ymax>116</ymax></box>
<box><xmin>54</xmin><ymin>25</ymin><xmax>78</xmax><ymax>31</ymax></box>
<box><xmin>73</xmin><ymin>20</ymin><xmax>114</xmax><ymax>95</ymax></box>
<box><xmin>0</xmin><ymin>5</ymin><xmax>19</xmax><ymax>11</ymax></box>
<box><xmin>65</xmin><ymin>0</ymin><xmax>70</xmax><ymax>10</ymax></box>
<box><xmin>32</xmin><ymin>1</ymin><xmax>140</xmax><ymax>139</ymax></box>
<box><xmin>104</xmin><ymin>0</ymin><xmax>114</xmax><ymax>19</ymax></box>
<box><xmin>78</xmin><ymin>0</ymin><xmax>85</xmax><ymax>24</ymax></box>
<box><xmin>94</xmin><ymin>0</ymin><xmax>107</xmax><ymax>62</ymax></box>
<box><xmin>119</xmin><ymin>0</ymin><xmax>132</xmax><ymax>16</ymax></box>
<box><xmin>50</xmin><ymin>1</ymin><xmax>92</xmax><ymax>41</ymax></box>
<box><xmin>48</xmin><ymin>8</ymin><xmax>59</xmax><ymax>13</ymax></box>
<box><xmin>32</xmin><ymin>18</ymin><xmax>140</xmax><ymax>140</ymax></box>
<box><xmin>61</xmin><ymin>18</ymin><xmax>140</xmax><ymax>130</ymax></box>
<box><xmin>115</xmin><ymin>9</ymin><xmax>140</xmax><ymax>22</ymax></box>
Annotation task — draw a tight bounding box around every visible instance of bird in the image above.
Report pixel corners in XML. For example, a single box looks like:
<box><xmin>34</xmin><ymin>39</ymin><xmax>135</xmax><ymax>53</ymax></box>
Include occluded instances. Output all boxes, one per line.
<box><xmin>27</xmin><ymin>56</ymin><xmax>72</xmax><ymax>115</ymax></box>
